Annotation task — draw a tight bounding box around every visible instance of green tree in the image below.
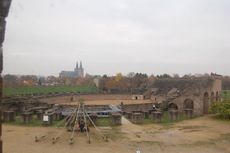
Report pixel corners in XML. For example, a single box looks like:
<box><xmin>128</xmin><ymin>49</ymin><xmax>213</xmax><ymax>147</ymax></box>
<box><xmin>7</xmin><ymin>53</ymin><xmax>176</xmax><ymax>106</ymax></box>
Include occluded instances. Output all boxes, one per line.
<box><xmin>210</xmin><ymin>100</ymin><xmax>230</xmax><ymax>119</ymax></box>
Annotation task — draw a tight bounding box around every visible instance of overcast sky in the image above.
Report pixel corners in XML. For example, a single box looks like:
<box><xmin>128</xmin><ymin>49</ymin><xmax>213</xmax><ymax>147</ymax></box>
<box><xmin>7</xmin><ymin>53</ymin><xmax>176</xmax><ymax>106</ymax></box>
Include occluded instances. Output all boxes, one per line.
<box><xmin>3</xmin><ymin>0</ymin><xmax>230</xmax><ymax>76</ymax></box>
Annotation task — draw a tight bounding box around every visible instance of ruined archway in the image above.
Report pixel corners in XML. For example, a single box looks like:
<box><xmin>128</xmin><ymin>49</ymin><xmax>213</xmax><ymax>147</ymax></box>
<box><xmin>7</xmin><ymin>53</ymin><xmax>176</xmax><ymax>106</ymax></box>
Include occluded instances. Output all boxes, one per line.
<box><xmin>183</xmin><ymin>99</ymin><xmax>194</xmax><ymax>110</ymax></box>
<box><xmin>203</xmin><ymin>92</ymin><xmax>209</xmax><ymax>114</ymax></box>
<box><xmin>216</xmin><ymin>91</ymin><xmax>219</xmax><ymax>101</ymax></box>
<box><xmin>211</xmin><ymin>92</ymin><xmax>215</xmax><ymax>103</ymax></box>
<box><xmin>168</xmin><ymin>103</ymin><xmax>178</xmax><ymax>110</ymax></box>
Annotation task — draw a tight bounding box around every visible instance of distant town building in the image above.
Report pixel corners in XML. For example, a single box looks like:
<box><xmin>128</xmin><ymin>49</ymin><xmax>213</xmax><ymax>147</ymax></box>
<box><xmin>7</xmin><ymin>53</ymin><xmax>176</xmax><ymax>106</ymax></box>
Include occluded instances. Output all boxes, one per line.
<box><xmin>93</xmin><ymin>77</ymin><xmax>101</xmax><ymax>88</ymax></box>
<box><xmin>59</xmin><ymin>61</ymin><xmax>84</xmax><ymax>78</ymax></box>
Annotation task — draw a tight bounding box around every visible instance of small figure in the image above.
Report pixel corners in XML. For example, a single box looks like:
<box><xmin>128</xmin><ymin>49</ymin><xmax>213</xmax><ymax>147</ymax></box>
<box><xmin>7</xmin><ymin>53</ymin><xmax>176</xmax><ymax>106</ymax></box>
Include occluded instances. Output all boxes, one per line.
<box><xmin>152</xmin><ymin>104</ymin><xmax>156</xmax><ymax>111</ymax></box>
<box><xmin>79</xmin><ymin>120</ymin><xmax>85</xmax><ymax>132</ymax></box>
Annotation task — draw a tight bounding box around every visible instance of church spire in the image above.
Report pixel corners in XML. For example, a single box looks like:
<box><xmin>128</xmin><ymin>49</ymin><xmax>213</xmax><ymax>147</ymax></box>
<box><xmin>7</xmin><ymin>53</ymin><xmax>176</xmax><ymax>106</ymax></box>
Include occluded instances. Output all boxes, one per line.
<box><xmin>76</xmin><ymin>61</ymin><xmax>79</xmax><ymax>69</ymax></box>
<box><xmin>80</xmin><ymin>61</ymin><xmax>82</xmax><ymax>69</ymax></box>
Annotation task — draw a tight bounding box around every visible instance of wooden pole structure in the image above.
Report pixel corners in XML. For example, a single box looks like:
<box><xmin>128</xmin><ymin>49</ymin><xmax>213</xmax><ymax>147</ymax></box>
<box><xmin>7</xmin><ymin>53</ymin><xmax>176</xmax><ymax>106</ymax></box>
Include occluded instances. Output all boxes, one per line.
<box><xmin>69</xmin><ymin>102</ymin><xmax>81</xmax><ymax>144</ymax></box>
<box><xmin>85</xmin><ymin>111</ymin><xmax>108</xmax><ymax>142</ymax></box>
<box><xmin>82</xmin><ymin>104</ymin><xmax>90</xmax><ymax>144</ymax></box>
<box><xmin>37</xmin><ymin>101</ymin><xmax>107</xmax><ymax>144</ymax></box>
<box><xmin>51</xmin><ymin>107</ymin><xmax>78</xmax><ymax>144</ymax></box>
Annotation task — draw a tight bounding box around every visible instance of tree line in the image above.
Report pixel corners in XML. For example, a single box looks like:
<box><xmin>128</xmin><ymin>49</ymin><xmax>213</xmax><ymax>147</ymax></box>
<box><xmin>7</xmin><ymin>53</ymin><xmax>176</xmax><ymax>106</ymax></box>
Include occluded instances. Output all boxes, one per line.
<box><xmin>4</xmin><ymin>73</ymin><xmax>229</xmax><ymax>93</ymax></box>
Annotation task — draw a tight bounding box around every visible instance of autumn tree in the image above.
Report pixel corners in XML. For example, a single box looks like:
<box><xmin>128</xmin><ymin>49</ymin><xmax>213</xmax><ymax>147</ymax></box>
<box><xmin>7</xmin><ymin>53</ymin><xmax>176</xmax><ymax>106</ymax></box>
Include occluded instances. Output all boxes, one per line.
<box><xmin>3</xmin><ymin>74</ymin><xmax>20</xmax><ymax>87</ymax></box>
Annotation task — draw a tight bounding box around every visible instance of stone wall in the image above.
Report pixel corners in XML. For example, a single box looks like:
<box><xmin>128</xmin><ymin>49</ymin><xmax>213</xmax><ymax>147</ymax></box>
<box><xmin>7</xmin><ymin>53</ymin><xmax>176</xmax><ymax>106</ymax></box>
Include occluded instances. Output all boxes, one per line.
<box><xmin>152</xmin><ymin>77</ymin><xmax>222</xmax><ymax>116</ymax></box>
<box><xmin>121</xmin><ymin>103</ymin><xmax>153</xmax><ymax>112</ymax></box>
<box><xmin>131</xmin><ymin>95</ymin><xmax>145</xmax><ymax>100</ymax></box>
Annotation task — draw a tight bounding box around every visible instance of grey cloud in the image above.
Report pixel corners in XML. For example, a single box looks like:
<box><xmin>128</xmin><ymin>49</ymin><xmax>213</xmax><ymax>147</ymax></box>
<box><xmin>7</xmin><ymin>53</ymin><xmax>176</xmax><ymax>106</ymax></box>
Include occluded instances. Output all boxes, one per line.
<box><xmin>3</xmin><ymin>0</ymin><xmax>230</xmax><ymax>76</ymax></box>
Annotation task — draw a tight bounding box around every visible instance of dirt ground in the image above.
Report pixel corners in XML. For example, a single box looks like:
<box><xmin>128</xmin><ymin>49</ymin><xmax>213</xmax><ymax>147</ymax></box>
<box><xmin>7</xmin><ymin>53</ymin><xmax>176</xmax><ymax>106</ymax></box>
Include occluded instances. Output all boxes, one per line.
<box><xmin>3</xmin><ymin>115</ymin><xmax>230</xmax><ymax>153</ymax></box>
<box><xmin>42</xmin><ymin>94</ymin><xmax>153</xmax><ymax>105</ymax></box>
<box><xmin>60</xmin><ymin>99</ymin><xmax>152</xmax><ymax>106</ymax></box>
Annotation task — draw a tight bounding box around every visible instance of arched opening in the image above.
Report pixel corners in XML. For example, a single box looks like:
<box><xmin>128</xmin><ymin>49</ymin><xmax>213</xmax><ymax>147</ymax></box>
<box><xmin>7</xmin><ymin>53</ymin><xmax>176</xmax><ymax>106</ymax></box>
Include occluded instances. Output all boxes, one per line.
<box><xmin>168</xmin><ymin>103</ymin><xmax>178</xmax><ymax>110</ymax></box>
<box><xmin>211</xmin><ymin>92</ymin><xmax>215</xmax><ymax>103</ymax></box>
<box><xmin>216</xmin><ymin>91</ymin><xmax>219</xmax><ymax>101</ymax></box>
<box><xmin>203</xmin><ymin>92</ymin><xmax>209</xmax><ymax>114</ymax></box>
<box><xmin>183</xmin><ymin>99</ymin><xmax>194</xmax><ymax>110</ymax></box>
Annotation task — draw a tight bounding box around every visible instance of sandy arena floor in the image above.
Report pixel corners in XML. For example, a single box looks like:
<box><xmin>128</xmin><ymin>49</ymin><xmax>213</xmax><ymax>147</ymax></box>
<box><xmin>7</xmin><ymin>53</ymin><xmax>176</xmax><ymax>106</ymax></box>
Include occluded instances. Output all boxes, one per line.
<box><xmin>42</xmin><ymin>94</ymin><xmax>153</xmax><ymax>105</ymax></box>
<box><xmin>3</xmin><ymin>115</ymin><xmax>230</xmax><ymax>153</ymax></box>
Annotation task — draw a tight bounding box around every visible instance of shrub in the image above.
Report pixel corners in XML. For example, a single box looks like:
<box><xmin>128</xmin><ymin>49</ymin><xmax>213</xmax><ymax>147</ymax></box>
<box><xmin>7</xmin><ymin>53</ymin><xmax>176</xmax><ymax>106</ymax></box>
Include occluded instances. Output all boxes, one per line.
<box><xmin>210</xmin><ymin>100</ymin><xmax>230</xmax><ymax>119</ymax></box>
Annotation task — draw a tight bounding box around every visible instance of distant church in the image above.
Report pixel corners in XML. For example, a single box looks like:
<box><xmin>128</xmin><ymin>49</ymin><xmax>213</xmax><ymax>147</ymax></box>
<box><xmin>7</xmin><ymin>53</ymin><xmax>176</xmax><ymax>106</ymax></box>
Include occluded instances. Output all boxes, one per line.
<box><xmin>59</xmin><ymin>61</ymin><xmax>84</xmax><ymax>78</ymax></box>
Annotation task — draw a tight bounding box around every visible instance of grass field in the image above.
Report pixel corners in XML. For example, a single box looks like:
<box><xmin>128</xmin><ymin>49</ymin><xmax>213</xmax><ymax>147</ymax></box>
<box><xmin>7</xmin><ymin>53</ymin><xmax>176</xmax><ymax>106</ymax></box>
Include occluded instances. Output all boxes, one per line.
<box><xmin>96</xmin><ymin>117</ymin><xmax>112</xmax><ymax>127</ymax></box>
<box><xmin>3</xmin><ymin>85</ymin><xmax>98</xmax><ymax>97</ymax></box>
<box><xmin>222</xmin><ymin>90</ymin><xmax>230</xmax><ymax>100</ymax></box>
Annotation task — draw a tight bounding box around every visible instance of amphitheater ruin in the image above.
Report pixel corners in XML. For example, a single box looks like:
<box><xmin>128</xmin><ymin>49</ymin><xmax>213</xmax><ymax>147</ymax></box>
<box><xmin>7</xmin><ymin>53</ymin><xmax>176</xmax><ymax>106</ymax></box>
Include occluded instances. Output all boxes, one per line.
<box><xmin>2</xmin><ymin>74</ymin><xmax>222</xmax><ymax>128</ymax></box>
<box><xmin>149</xmin><ymin>74</ymin><xmax>222</xmax><ymax>116</ymax></box>
<box><xmin>1</xmin><ymin>74</ymin><xmax>227</xmax><ymax>153</ymax></box>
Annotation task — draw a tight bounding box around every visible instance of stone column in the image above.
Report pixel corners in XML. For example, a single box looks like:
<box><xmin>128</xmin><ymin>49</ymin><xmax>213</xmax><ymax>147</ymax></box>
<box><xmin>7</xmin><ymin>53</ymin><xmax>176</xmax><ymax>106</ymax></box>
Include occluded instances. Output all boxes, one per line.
<box><xmin>21</xmin><ymin>112</ymin><xmax>33</xmax><ymax>124</ymax></box>
<box><xmin>131</xmin><ymin>112</ymin><xmax>144</xmax><ymax>124</ymax></box>
<box><xmin>184</xmin><ymin>109</ymin><xmax>193</xmax><ymax>118</ymax></box>
<box><xmin>110</xmin><ymin>113</ymin><xmax>121</xmax><ymax>125</ymax></box>
<box><xmin>0</xmin><ymin>1</ymin><xmax>12</xmax><ymax>152</ymax></box>
<box><xmin>152</xmin><ymin>111</ymin><xmax>162</xmax><ymax>123</ymax></box>
<box><xmin>35</xmin><ymin>110</ymin><xmax>44</xmax><ymax>120</ymax></box>
<box><xmin>3</xmin><ymin>111</ymin><xmax>15</xmax><ymax>122</ymax></box>
<box><xmin>169</xmin><ymin>110</ymin><xmax>179</xmax><ymax>121</ymax></box>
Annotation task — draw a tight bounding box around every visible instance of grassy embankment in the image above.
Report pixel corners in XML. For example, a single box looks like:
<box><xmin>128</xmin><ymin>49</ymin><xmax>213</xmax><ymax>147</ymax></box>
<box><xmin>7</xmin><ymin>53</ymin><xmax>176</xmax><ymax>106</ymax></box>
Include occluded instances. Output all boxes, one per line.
<box><xmin>3</xmin><ymin>85</ymin><xmax>98</xmax><ymax>97</ymax></box>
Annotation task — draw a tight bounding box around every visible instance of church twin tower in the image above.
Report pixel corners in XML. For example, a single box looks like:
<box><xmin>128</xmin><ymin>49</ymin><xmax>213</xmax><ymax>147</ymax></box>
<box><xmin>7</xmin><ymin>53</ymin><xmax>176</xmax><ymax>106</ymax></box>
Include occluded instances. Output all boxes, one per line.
<box><xmin>74</xmin><ymin>61</ymin><xmax>84</xmax><ymax>77</ymax></box>
<box><xmin>75</xmin><ymin>61</ymin><xmax>83</xmax><ymax>71</ymax></box>
<box><xmin>59</xmin><ymin>61</ymin><xmax>84</xmax><ymax>78</ymax></box>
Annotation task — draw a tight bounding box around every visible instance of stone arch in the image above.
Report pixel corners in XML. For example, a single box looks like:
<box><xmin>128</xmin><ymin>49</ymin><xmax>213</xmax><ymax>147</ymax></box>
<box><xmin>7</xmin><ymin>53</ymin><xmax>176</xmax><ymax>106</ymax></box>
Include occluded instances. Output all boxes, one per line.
<box><xmin>216</xmin><ymin>91</ymin><xmax>219</xmax><ymax>101</ymax></box>
<box><xmin>211</xmin><ymin>92</ymin><xmax>215</xmax><ymax>103</ymax></box>
<box><xmin>168</xmin><ymin>103</ymin><xmax>178</xmax><ymax>110</ymax></box>
<box><xmin>183</xmin><ymin>99</ymin><xmax>194</xmax><ymax>110</ymax></box>
<box><xmin>203</xmin><ymin>92</ymin><xmax>209</xmax><ymax>114</ymax></box>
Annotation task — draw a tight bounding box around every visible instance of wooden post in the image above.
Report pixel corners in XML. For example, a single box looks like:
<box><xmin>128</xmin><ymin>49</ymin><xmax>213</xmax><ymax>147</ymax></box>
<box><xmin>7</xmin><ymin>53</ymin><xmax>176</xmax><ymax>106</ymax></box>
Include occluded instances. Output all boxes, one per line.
<box><xmin>83</xmin><ymin>104</ymin><xmax>90</xmax><ymax>144</ymax></box>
